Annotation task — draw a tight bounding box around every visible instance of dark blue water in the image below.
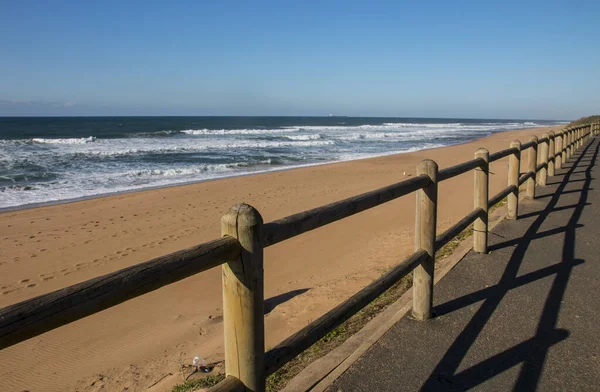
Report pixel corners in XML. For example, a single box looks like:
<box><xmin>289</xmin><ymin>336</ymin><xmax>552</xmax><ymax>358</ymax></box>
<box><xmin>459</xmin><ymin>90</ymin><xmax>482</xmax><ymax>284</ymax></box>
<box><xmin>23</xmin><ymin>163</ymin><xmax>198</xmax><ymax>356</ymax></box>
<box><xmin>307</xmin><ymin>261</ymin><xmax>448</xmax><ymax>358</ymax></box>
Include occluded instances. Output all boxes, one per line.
<box><xmin>0</xmin><ymin>116</ymin><xmax>563</xmax><ymax>209</ymax></box>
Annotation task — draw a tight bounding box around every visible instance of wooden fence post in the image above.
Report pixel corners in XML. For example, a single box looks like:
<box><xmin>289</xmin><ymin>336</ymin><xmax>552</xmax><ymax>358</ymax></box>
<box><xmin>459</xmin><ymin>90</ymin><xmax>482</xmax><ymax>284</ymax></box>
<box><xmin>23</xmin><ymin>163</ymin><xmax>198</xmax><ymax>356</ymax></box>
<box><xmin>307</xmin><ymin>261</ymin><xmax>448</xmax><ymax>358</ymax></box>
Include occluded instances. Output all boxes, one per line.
<box><xmin>566</xmin><ymin>128</ymin><xmax>573</xmax><ymax>159</ymax></box>
<box><xmin>221</xmin><ymin>203</ymin><xmax>265</xmax><ymax>392</ymax></box>
<box><xmin>548</xmin><ymin>131</ymin><xmax>555</xmax><ymax>177</ymax></box>
<box><xmin>539</xmin><ymin>133</ymin><xmax>549</xmax><ymax>186</ymax></box>
<box><xmin>555</xmin><ymin>132</ymin><xmax>563</xmax><ymax>170</ymax></box>
<box><xmin>586</xmin><ymin>125</ymin><xmax>590</xmax><ymax>141</ymax></box>
<box><xmin>474</xmin><ymin>148</ymin><xmax>489</xmax><ymax>253</ymax></box>
<box><xmin>526</xmin><ymin>136</ymin><xmax>538</xmax><ymax>199</ymax></box>
<box><xmin>412</xmin><ymin>159</ymin><xmax>437</xmax><ymax>321</ymax></box>
<box><xmin>563</xmin><ymin>129</ymin><xmax>569</xmax><ymax>165</ymax></box>
<box><xmin>584</xmin><ymin>124</ymin><xmax>590</xmax><ymax>142</ymax></box>
<box><xmin>507</xmin><ymin>141</ymin><xmax>520</xmax><ymax>220</ymax></box>
<box><xmin>585</xmin><ymin>124</ymin><xmax>592</xmax><ymax>141</ymax></box>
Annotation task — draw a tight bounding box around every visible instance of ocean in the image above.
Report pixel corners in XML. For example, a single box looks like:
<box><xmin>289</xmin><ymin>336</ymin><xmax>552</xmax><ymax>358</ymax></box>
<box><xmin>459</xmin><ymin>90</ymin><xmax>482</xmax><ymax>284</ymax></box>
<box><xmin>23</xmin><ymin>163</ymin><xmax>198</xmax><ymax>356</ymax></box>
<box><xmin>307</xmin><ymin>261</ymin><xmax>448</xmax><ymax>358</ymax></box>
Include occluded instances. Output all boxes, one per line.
<box><xmin>0</xmin><ymin>116</ymin><xmax>564</xmax><ymax>209</ymax></box>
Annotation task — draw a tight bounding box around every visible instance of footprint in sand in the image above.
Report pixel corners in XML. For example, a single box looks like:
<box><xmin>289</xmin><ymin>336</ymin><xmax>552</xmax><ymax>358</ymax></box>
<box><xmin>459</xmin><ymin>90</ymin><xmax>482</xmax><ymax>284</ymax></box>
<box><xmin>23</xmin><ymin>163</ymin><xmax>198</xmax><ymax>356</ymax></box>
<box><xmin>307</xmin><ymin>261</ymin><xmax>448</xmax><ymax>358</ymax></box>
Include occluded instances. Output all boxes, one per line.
<box><xmin>43</xmin><ymin>276</ymin><xmax>55</xmax><ymax>281</ymax></box>
<box><xmin>19</xmin><ymin>279</ymin><xmax>30</xmax><ymax>283</ymax></box>
<box><xmin>27</xmin><ymin>283</ymin><xmax>37</xmax><ymax>288</ymax></box>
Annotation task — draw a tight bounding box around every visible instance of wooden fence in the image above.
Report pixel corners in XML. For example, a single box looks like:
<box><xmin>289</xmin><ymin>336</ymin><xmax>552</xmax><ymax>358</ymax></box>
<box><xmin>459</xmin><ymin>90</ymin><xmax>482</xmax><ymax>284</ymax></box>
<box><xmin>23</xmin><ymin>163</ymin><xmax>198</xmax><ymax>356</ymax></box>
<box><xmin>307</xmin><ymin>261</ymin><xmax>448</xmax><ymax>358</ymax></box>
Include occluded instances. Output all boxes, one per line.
<box><xmin>1</xmin><ymin>122</ymin><xmax>599</xmax><ymax>392</ymax></box>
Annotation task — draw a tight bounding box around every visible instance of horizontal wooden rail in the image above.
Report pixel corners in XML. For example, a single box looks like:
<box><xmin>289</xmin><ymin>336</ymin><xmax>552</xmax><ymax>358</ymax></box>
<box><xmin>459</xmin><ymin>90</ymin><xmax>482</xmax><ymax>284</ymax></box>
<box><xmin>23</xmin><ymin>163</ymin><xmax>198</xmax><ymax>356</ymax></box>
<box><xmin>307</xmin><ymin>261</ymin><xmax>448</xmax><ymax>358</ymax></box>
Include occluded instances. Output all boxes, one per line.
<box><xmin>0</xmin><ymin>236</ymin><xmax>241</xmax><ymax>350</ymax></box>
<box><xmin>207</xmin><ymin>375</ymin><xmax>245</xmax><ymax>392</ymax></box>
<box><xmin>489</xmin><ymin>184</ymin><xmax>517</xmax><ymax>209</ymax></box>
<box><xmin>536</xmin><ymin>162</ymin><xmax>547</xmax><ymax>172</ymax></box>
<box><xmin>489</xmin><ymin>147</ymin><xmax>519</xmax><ymax>162</ymax></box>
<box><xmin>520</xmin><ymin>140</ymin><xmax>536</xmax><ymax>150</ymax></box>
<box><xmin>435</xmin><ymin>208</ymin><xmax>483</xmax><ymax>251</ymax></box>
<box><xmin>263</xmin><ymin>174</ymin><xmax>431</xmax><ymax>247</ymax></box>
<box><xmin>264</xmin><ymin>249</ymin><xmax>428</xmax><ymax>375</ymax></box>
<box><xmin>437</xmin><ymin>157</ymin><xmax>484</xmax><ymax>182</ymax></box>
<box><xmin>519</xmin><ymin>171</ymin><xmax>534</xmax><ymax>186</ymax></box>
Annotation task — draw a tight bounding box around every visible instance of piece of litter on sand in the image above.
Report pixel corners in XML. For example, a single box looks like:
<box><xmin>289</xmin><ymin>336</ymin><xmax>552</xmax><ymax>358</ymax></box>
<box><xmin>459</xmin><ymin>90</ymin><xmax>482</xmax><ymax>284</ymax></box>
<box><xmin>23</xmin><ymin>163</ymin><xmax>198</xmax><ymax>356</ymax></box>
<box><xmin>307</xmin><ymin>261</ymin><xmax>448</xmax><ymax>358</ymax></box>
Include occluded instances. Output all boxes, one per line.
<box><xmin>193</xmin><ymin>355</ymin><xmax>212</xmax><ymax>373</ymax></box>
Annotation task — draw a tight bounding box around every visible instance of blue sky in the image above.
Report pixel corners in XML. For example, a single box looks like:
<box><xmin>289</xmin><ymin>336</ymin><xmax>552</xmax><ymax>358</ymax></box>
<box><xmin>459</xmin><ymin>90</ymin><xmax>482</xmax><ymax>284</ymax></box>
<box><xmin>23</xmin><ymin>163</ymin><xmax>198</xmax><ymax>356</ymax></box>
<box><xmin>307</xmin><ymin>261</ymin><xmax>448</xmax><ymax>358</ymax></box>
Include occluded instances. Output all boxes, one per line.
<box><xmin>1</xmin><ymin>1</ymin><xmax>599</xmax><ymax>119</ymax></box>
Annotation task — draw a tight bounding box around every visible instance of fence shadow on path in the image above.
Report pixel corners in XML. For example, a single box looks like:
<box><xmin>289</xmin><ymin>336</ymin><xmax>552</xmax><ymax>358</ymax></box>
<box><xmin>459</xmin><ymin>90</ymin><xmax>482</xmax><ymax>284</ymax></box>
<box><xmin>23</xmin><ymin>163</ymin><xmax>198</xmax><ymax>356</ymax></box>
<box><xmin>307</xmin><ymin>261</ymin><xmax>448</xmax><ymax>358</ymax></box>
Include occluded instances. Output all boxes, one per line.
<box><xmin>421</xmin><ymin>139</ymin><xmax>599</xmax><ymax>392</ymax></box>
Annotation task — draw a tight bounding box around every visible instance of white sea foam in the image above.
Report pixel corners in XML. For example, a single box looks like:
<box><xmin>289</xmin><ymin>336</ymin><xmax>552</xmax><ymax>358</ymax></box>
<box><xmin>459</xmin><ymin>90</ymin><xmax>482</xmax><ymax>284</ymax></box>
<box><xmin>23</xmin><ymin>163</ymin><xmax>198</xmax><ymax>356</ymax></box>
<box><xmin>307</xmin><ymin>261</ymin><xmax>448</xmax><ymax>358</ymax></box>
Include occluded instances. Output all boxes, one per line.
<box><xmin>282</xmin><ymin>134</ymin><xmax>323</xmax><ymax>141</ymax></box>
<box><xmin>181</xmin><ymin>128</ymin><xmax>300</xmax><ymax>135</ymax></box>
<box><xmin>126</xmin><ymin>160</ymin><xmax>274</xmax><ymax>178</ymax></box>
<box><xmin>0</xmin><ymin>138</ymin><xmax>334</xmax><ymax>160</ymax></box>
<box><xmin>31</xmin><ymin>136</ymin><xmax>97</xmax><ymax>144</ymax></box>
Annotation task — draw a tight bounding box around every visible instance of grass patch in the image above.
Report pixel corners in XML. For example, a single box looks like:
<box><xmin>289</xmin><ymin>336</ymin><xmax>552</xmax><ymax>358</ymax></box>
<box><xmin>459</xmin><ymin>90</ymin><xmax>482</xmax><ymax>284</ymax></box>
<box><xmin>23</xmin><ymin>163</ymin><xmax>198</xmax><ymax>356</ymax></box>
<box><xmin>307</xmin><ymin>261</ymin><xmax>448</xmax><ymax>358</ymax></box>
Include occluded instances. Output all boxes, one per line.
<box><xmin>435</xmin><ymin>195</ymin><xmax>508</xmax><ymax>261</ymax></box>
<box><xmin>172</xmin><ymin>374</ymin><xmax>225</xmax><ymax>392</ymax></box>
<box><xmin>435</xmin><ymin>225</ymin><xmax>473</xmax><ymax>260</ymax></box>
<box><xmin>567</xmin><ymin>115</ymin><xmax>600</xmax><ymax>128</ymax></box>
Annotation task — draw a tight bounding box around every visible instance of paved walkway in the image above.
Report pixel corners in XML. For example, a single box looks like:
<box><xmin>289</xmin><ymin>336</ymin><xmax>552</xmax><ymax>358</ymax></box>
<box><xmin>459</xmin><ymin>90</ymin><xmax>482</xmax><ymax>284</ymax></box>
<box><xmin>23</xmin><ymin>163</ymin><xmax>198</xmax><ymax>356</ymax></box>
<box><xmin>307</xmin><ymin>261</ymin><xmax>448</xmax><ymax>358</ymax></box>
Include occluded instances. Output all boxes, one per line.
<box><xmin>331</xmin><ymin>137</ymin><xmax>600</xmax><ymax>391</ymax></box>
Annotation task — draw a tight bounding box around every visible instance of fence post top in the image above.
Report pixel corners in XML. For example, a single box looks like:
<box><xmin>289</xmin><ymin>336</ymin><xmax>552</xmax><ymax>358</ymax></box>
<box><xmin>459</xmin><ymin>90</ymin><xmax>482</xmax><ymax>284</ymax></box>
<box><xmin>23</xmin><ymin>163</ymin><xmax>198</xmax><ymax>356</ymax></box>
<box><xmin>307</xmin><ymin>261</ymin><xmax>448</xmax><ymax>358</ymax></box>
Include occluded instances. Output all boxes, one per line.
<box><xmin>549</xmin><ymin>130</ymin><xmax>555</xmax><ymax>137</ymax></box>
<box><xmin>510</xmin><ymin>140</ymin><xmax>521</xmax><ymax>147</ymax></box>
<box><xmin>222</xmin><ymin>203</ymin><xmax>264</xmax><ymax>228</ymax></box>
<box><xmin>417</xmin><ymin>159</ymin><xmax>438</xmax><ymax>171</ymax></box>
<box><xmin>474</xmin><ymin>147</ymin><xmax>489</xmax><ymax>157</ymax></box>
<box><xmin>529</xmin><ymin>135</ymin><xmax>538</xmax><ymax>142</ymax></box>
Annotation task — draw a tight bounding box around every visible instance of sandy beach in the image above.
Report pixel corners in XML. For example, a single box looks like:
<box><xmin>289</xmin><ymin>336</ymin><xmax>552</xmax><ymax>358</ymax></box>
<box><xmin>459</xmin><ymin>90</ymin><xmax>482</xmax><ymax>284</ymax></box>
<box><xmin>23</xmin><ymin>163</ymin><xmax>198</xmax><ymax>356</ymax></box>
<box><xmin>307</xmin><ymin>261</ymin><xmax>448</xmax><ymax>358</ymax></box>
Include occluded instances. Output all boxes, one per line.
<box><xmin>0</xmin><ymin>125</ymin><xmax>562</xmax><ymax>391</ymax></box>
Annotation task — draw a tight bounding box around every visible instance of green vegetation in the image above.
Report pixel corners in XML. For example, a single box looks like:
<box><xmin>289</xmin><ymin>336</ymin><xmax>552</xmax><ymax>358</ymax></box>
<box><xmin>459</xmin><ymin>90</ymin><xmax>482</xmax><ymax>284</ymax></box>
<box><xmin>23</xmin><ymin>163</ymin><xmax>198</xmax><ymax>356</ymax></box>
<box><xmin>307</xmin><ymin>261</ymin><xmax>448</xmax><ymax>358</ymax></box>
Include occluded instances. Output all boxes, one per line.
<box><xmin>567</xmin><ymin>115</ymin><xmax>600</xmax><ymax>127</ymax></box>
<box><xmin>171</xmin><ymin>373</ymin><xmax>225</xmax><ymax>392</ymax></box>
